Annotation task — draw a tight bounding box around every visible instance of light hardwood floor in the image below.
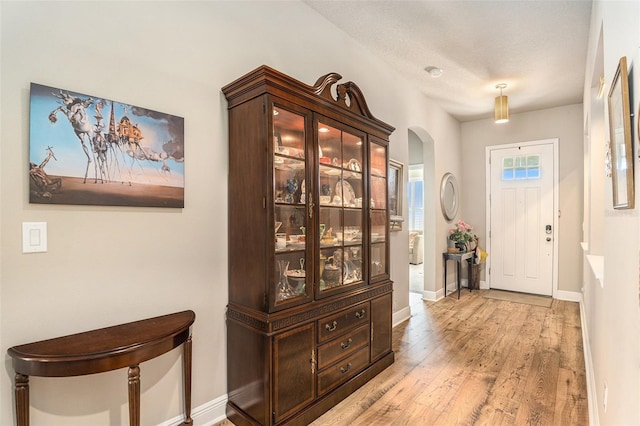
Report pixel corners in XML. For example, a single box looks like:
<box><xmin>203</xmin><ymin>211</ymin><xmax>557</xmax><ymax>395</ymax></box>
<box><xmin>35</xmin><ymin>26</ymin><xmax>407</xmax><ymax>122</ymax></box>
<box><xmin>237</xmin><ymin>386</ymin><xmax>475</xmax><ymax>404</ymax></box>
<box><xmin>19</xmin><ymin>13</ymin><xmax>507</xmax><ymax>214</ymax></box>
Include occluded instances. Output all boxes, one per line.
<box><xmin>217</xmin><ymin>290</ymin><xmax>588</xmax><ymax>425</ymax></box>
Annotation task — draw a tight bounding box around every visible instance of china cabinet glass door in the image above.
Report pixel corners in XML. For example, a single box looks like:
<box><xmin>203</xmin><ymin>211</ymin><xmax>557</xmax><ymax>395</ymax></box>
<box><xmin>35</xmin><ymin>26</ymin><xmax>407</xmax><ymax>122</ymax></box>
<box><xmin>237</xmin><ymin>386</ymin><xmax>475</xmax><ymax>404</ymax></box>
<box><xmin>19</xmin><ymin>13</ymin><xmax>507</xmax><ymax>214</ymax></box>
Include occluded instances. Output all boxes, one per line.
<box><xmin>369</xmin><ymin>139</ymin><xmax>389</xmax><ymax>281</ymax></box>
<box><xmin>317</xmin><ymin>119</ymin><xmax>365</xmax><ymax>295</ymax></box>
<box><xmin>273</xmin><ymin>105</ymin><xmax>310</xmax><ymax>306</ymax></box>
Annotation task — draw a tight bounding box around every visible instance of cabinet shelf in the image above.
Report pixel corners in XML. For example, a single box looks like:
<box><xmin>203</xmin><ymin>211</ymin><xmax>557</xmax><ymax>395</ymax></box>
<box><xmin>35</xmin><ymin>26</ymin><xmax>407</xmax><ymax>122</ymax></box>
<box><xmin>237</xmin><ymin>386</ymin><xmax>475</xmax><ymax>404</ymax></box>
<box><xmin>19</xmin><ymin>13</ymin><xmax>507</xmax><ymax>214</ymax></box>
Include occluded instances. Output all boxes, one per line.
<box><xmin>275</xmin><ymin>201</ymin><xmax>305</xmax><ymax>207</ymax></box>
<box><xmin>274</xmin><ymin>160</ymin><xmax>305</xmax><ymax>171</ymax></box>
<box><xmin>276</xmin><ymin>247</ymin><xmax>306</xmax><ymax>253</ymax></box>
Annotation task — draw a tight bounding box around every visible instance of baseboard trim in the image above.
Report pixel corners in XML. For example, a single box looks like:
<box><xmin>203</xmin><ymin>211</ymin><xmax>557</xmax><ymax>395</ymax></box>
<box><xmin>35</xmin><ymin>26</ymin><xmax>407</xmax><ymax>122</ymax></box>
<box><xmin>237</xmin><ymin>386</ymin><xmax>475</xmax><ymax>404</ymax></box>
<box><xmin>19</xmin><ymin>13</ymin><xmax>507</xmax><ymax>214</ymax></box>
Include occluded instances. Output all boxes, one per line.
<box><xmin>555</xmin><ymin>289</ymin><xmax>582</xmax><ymax>302</ymax></box>
<box><xmin>158</xmin><ymin>393</ymin><xmax>227</xmax><ymax>426</ymax></box>
<box><xmin>424</xmin><ymin>282</ymin><xmax>476</xmax><ymax>302</ymax></box>
<box><xmin>579</xmin><ymin>295</ymin><xmax>600</xmax><ymax>426</ymax></box>
<box><xmin>422</xmin><ymin>289</ymin><xmax>440</xmax><ymax>301</ymax></box>
<box><xmin>393</xmin><ymin>304</ymin><xmax>412</xmax><ymax>327</ymax></box>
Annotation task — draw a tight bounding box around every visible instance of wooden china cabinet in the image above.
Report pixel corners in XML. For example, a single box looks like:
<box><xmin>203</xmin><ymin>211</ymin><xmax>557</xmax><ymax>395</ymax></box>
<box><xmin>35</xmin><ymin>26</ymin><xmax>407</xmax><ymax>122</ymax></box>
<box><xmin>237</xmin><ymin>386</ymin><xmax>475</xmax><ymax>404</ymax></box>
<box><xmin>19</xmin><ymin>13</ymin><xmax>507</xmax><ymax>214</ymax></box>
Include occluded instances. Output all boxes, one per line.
<box><xmin>222</xmin><ymin>66</ymin><xmax>395</xmax><ymax>425</ymax></box>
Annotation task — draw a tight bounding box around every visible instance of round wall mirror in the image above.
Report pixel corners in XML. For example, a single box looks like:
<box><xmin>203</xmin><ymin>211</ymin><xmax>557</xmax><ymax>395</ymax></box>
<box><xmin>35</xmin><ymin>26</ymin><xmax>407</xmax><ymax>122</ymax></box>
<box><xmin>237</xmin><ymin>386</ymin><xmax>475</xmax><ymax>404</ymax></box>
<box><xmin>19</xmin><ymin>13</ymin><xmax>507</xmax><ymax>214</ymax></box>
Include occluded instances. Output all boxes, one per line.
<box><xmin>440</xmin><ymin>173</ymin><xmax>459</xmax><ymax>221</ymax></box>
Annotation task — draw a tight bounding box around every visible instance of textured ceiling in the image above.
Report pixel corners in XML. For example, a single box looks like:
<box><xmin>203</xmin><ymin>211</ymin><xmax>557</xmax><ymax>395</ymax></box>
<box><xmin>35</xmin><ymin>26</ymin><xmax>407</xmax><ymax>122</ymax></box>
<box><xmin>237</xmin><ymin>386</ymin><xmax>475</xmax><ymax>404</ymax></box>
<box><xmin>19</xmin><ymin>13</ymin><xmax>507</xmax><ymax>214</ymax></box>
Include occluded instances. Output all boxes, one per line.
<box><xmin>304</xmin><ymin>0</ymin><xmax>592</xmax><ymax>122</ymax></box>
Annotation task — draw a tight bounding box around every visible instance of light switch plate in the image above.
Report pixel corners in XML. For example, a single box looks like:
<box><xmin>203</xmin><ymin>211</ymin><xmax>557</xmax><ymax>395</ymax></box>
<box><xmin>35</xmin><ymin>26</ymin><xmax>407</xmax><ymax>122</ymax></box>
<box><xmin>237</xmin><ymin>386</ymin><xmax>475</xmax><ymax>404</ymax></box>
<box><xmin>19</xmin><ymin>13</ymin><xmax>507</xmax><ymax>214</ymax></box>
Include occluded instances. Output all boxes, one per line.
<box><xmin>22</xmin><ymin>222</ymin><xmax>47</xmax><ymax>253</ymax></box>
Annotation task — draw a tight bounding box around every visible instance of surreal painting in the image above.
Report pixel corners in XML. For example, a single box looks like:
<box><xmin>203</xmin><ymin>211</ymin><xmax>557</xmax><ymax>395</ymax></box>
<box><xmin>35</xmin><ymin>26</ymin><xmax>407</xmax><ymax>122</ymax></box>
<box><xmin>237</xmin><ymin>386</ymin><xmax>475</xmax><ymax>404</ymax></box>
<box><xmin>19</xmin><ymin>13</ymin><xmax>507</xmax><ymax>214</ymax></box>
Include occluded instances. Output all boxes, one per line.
<box><xmin>29</xmin><ymin>83</ymin><xmax>184</xmax><ymax>207</ymax></box>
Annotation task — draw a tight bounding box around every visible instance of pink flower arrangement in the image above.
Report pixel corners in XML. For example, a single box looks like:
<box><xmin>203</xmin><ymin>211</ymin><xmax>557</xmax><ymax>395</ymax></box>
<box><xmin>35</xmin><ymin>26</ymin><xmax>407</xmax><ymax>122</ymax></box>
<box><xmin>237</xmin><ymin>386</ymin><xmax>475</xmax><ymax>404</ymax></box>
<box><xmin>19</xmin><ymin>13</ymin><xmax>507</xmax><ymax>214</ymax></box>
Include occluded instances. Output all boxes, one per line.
<box><xmin>449</xmin><ymin>220</ymin><xmax>475</xmax><ymax>243</ymax></box>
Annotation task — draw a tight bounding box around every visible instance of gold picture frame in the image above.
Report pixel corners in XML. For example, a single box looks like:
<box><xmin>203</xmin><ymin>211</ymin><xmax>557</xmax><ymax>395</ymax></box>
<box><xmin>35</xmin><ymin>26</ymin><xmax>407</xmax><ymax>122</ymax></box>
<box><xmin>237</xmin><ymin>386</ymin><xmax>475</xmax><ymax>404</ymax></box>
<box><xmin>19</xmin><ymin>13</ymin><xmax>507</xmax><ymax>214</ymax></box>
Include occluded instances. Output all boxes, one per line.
<box><xmin>608</xmin><ymin>56</ymin><xmax>634</xmax><ymax>209</ymax></box>
<box><xmin>389</xmin><ymin>159</ymin><xmax>403</xmax><ymax>231</ymax></box>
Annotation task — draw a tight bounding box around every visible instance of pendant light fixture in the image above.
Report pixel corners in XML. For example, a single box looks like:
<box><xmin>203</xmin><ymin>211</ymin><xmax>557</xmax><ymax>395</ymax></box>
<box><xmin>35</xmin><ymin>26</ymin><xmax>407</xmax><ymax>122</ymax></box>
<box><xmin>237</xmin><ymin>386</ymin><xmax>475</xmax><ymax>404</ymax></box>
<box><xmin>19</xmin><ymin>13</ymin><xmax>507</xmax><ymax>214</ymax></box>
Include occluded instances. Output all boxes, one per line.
<box><xmin>494</xmin><ymin>83</ymin><xmax>509</xmax><ymax>123</ymax></box>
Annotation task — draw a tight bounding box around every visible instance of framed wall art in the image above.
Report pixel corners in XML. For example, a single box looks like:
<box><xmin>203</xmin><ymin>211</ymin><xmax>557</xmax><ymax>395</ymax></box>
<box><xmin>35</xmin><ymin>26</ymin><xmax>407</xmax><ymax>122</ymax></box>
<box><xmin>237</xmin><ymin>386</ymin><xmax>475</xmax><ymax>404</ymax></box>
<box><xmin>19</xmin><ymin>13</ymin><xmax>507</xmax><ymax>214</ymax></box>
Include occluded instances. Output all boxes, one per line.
<box><xmin>607</xmin><ymin>56</ymin><xmax>634</xmax><ymax>209</ymax></box>
<box><xmin>389</xmin><ymin>159</ymin><xmax>403</xmax><ymax>231</ymax></box>
<box><xmin>29</xmin><ymin>83</ymin><xmax>184</xmax><ymax>207</ymax></box>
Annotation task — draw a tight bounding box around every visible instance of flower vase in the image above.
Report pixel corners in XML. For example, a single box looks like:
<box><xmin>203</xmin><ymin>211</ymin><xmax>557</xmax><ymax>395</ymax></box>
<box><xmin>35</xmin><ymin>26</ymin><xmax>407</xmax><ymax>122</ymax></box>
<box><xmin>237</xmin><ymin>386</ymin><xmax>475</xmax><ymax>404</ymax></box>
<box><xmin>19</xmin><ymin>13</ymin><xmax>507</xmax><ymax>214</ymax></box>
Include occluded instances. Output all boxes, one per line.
<box><xmin>447</xmin><ymin>239</ymin><xmax>458</xmax><ymax>253</ymax></box>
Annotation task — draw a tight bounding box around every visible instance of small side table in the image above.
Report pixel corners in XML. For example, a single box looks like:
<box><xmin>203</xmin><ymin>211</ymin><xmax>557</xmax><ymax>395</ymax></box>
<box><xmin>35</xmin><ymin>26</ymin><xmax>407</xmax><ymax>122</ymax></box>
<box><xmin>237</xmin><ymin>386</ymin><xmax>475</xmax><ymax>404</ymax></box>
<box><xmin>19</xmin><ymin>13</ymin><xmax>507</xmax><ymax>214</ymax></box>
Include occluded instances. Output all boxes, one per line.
<box><xmin>7</xmin><ymin>310</ymin><xmax>195</xmax><ymax>426</ymax></box>
<box><xmin>443</xmin><ymin>251</ymin><xmax>475</xmax><ymax>299</ymax></box>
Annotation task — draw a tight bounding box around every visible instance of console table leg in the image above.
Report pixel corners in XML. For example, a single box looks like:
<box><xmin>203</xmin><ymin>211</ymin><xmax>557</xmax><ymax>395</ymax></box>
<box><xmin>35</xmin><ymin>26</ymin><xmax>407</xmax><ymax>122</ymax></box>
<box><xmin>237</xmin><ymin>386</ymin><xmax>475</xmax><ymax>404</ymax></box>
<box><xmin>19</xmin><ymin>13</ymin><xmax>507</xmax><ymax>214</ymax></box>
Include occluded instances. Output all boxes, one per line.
<box><xmin>182</xmin><ymin>335</ymin><xmax>193</xmax><ymax>425</ymax></box>
<box><xmin>457</xmin><ymin>259</ymin><xmax>462</xmax><ymax>299</ymax></box>
<box><xmin>128</xmin><ymin>365</ymin><xmax>140</xmax><ymax>426</ymax></box>
<box><xmin>15</xmin><ymin>373</ymin><xmax>29</xmax><ymax>426</ymax></box>
<box><xmin>443</xmin><ymin>257</ymin><xmax>448</xmax><ymax>297</ymax></box>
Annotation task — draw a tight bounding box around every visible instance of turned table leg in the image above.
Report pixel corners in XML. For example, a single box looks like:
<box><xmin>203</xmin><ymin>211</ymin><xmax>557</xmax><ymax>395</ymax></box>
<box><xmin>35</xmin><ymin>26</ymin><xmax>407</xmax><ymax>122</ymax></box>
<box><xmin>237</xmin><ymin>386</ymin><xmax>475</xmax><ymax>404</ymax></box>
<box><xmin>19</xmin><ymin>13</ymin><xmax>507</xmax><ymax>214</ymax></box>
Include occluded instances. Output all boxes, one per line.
<box><xmin>15</xmin><ymin>373</ymin><xmax>29</xmax><ymax>426</ymax></box>
<box><xmin>128</xmin><ymin>365</ymin><xmax>140</xmax><ymax>426</ymax></box>
<box><xmin>182</xmin><ymin>335</ymin><xmax>193</xmax><ymax>425</ymax></box>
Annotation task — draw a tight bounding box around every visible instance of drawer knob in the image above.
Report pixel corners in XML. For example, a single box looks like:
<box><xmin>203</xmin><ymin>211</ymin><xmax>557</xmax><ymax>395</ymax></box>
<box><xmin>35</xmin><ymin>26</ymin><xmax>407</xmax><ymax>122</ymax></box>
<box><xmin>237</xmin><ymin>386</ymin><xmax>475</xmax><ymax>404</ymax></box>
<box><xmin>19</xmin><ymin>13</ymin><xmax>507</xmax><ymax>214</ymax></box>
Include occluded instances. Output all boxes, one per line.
<box><xmin>355</xmin><ymin>309</ymin><xmax>366</xmax><ymax>319</ymax></box>
<box><xmin>325</xmin><ymin>321</ymin><xmax>338</xmax><ymax>332</ymax></box>
<box><xmin>341</xmin><ymin>338</ymin><xmax>353</xmax><ymax>350</ymax></box>
<box><xmin>340</xmin><ymin>362</ymin><xmax>352</xmax><ymax>374</ymax></box>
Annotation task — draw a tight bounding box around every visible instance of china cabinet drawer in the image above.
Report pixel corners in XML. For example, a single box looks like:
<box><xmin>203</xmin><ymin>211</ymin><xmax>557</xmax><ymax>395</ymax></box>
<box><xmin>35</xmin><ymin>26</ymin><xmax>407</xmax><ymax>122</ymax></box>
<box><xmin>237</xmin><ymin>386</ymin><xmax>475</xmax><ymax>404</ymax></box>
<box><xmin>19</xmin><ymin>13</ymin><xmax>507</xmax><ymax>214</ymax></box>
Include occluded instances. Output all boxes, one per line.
<box><xmin>317</xmin><ymin>324</ymin><xmax>369</xmax><ymax>370</ymax></box>
<box><xmin>318</xmin><ymin>302</ymin><xmax>369</xmax><ymax>343</ymax></box>
<box><xmin>317</xmin><ymin>347</ymin><xmax>369</xmax><ymax>396</ymax></box>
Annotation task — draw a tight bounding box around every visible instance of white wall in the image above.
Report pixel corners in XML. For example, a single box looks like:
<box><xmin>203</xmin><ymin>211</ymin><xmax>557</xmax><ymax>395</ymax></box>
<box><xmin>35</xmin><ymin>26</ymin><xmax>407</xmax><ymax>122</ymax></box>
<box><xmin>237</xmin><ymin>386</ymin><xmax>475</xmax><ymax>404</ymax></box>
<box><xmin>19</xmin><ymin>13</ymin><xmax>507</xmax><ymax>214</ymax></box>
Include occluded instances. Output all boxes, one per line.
<box><xmin>582</xmin><ymin>1</ymin><xmax>640</xmax><ymax>425</ymax></box>
<box><xmin>460</xmin><ymin>104</ymin><xmax>584</xmax><ymax>294</ymax></box>
<box><xmin>0</xmin><ymin>2</ymin><xmax>461</xmax><ymax>425</ymax></box>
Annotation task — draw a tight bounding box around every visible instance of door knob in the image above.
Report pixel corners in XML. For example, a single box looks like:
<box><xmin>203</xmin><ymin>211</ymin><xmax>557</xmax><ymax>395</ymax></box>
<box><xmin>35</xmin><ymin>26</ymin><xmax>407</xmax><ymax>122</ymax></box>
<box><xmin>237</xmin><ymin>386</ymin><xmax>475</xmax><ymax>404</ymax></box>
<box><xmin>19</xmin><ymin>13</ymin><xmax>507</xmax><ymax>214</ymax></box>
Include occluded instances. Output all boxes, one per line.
<box><xmin>545</xmin><ymin>225</ymin><xmax>552</xmax><ymax>234</ymax></box>
<box><xmin>546</xmin><ymin>237</ymin><xmax>551</xmax><ymax>242</ymax></box>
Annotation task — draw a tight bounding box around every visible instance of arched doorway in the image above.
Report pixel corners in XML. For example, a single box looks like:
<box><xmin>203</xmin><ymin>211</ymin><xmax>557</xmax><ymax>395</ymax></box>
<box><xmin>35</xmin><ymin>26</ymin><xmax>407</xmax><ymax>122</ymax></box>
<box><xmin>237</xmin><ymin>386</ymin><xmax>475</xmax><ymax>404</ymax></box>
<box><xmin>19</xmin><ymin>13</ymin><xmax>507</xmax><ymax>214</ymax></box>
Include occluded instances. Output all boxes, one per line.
<box><xmin>408</xmin><ymin>128</ymin><xmax>436</xmax><ymax>302</ymax></box>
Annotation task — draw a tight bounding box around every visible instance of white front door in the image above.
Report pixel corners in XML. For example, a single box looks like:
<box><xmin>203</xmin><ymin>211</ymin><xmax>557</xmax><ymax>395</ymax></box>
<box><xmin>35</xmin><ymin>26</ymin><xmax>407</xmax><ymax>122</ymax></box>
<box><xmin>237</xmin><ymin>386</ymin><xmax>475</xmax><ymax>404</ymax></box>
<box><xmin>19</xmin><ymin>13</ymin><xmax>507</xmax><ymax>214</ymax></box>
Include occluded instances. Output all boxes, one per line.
<box><xmin>488</xmin><ymin>141</ymin><xmax>556</xmax><ymax>296</ymax></box>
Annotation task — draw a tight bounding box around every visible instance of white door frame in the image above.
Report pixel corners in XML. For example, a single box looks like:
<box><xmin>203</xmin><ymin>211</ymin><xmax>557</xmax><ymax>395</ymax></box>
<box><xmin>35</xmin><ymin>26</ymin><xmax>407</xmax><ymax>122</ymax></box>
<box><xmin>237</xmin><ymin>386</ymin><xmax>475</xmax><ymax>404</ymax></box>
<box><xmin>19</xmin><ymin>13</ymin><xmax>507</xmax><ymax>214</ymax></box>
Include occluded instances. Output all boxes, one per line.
<box><xmin>485</xmin><ymin>138</ymin><xmax>559</xmax><ymax>297</ymax></box>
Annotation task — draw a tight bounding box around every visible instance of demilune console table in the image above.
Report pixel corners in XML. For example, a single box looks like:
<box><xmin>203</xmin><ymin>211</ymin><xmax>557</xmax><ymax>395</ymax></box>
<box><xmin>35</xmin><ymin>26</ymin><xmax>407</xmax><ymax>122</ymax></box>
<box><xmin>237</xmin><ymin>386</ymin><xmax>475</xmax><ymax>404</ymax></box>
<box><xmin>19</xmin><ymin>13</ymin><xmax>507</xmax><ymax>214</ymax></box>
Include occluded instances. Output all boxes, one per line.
<box><xmin>7</xmin><ymin>310</ymin><xmax>195</xmax><ymax>426</ymax></box>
